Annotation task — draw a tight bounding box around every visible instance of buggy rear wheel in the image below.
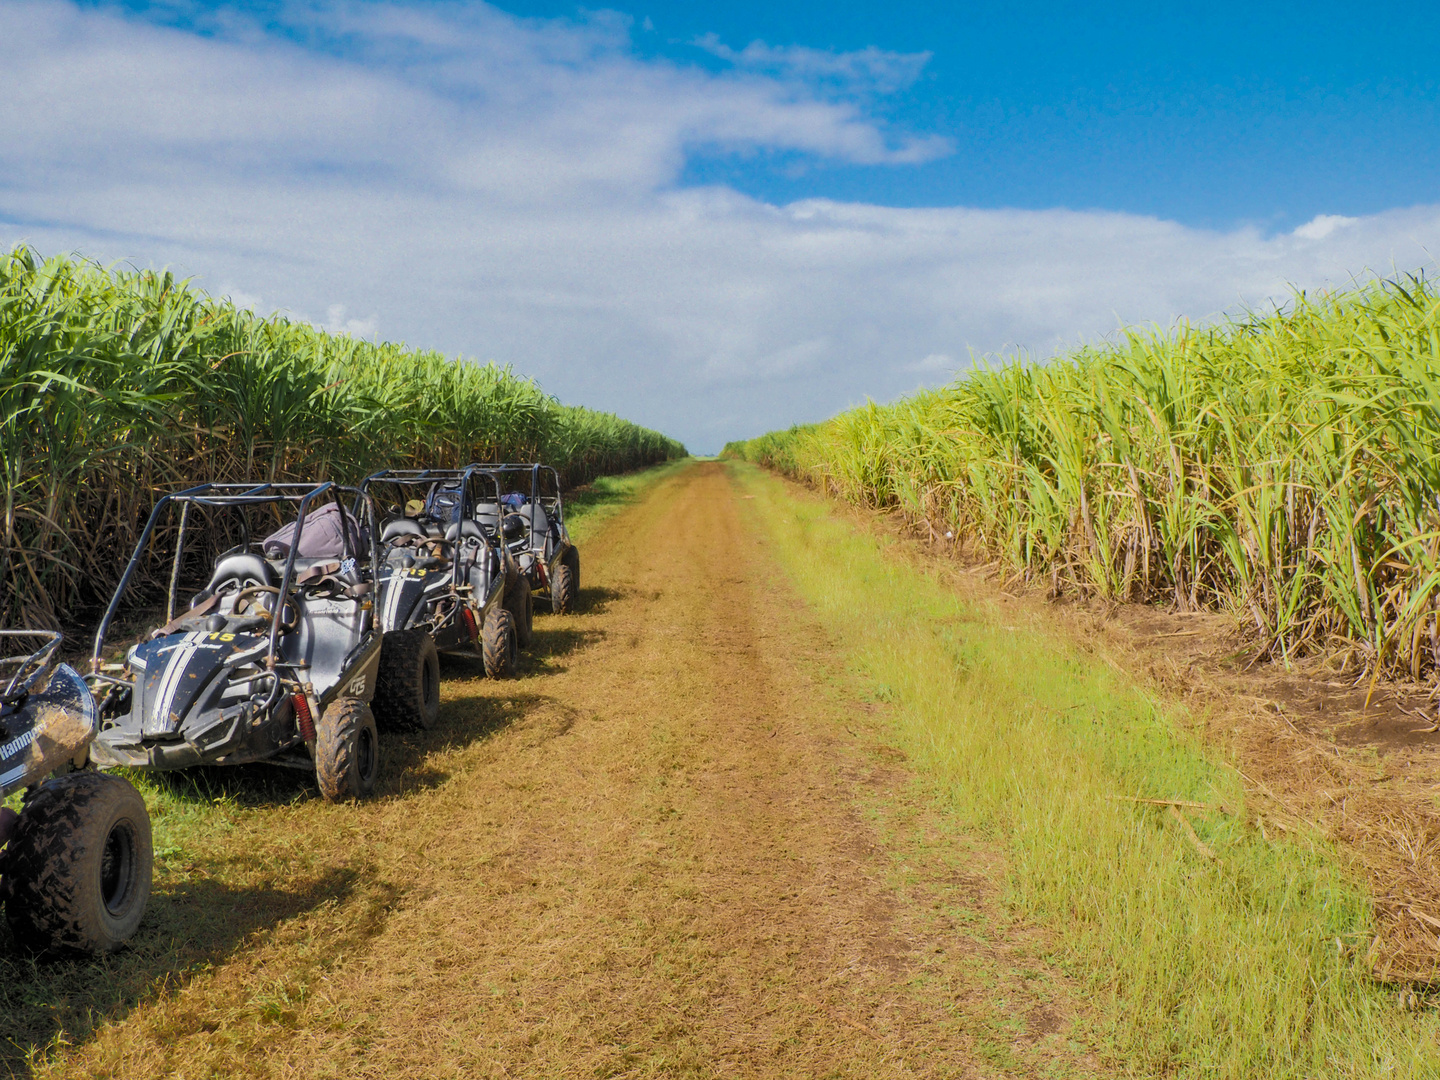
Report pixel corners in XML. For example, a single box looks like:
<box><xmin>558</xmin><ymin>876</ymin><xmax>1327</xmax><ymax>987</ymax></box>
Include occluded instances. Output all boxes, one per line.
<box><xmin>3</xmin><ymin>772</ymin><xmax>153</xmax><ymax>955</ymax></box>
<box><xmin>373</xmin><ymin>630</ymin><xmax>440</xmax><ymax>731</ymax></box>
<box><xmin>551</xmin><ymin>548</ymin><xmax>579</xmax><ymax>614</ymax></box>
<box><xmin>482</xmin><ymin>605</ymin><xmax>517</xmax><ymax>679</ymax></box>
<box><xmin>315</xmin><ymin>698</ymin><xmax>379</xmax><ymax>802</ymax></box>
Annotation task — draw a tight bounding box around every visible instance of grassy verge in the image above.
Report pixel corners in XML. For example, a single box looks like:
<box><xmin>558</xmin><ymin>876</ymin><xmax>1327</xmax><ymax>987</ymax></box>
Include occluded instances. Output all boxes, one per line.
<box><xmin>731</xmin><ymin>459</ymin><xmax>1440</xmax><ymax>1079</ymax></box>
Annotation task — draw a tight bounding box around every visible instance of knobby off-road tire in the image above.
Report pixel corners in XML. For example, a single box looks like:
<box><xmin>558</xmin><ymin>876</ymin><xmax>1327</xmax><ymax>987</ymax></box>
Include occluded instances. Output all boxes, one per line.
<box><xmin>3</xmin><ymin>772</ymin><xmax>153</xmax><ymax>955</ymax></box>
<box><xmin>551</xmin><ymin>548</ymin><xmax>579</xmax><ymax>614</ymax></box>
<box><xmin>507</xmin><ymin>575</ymin><xmax>534</xmax><ymax>648</ymax></box>
<box><xmin>373</xmin><ymin>629</ymin><xmax>440</xmax><ymax>732</ymax></box>
<box><xmin>315</xmin><ymin>698</ymin><xmax>379</xmax><ymax>802</ymax></box>
<box><xmin>482</xmin><ymin>605</ymin><xmax>517</xmax><ymax>679</ymax></box>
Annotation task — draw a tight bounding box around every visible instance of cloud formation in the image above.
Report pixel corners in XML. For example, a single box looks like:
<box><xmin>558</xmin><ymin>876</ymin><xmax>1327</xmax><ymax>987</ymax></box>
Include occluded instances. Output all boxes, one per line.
<box><xmin>2</xmin><ymin>0</ymin><xmax>1438</xmax><ymax>452</ymax></box>
<box><xmin>692</xmin><ymin>33</ymin><xmax>937</xmax><ymax>97</ymax></box>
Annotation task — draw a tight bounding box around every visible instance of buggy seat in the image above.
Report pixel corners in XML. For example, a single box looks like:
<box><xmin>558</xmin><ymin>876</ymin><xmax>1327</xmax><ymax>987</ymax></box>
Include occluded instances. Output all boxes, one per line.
<box><xmin>528</xmin><ymin>502</ymin><xmax>552</xmax><ymax>557</ymax></box>
<box><xmin>201</xmin><ymin>553</ymin><xmax>277</xmax><ymax>599</ymax></box>
<box><xmin>381</xmin><ymin>518</ymin><xmax>425</xmax><ymax>544</ymax></box>
<box><xmin>472</xmin><ymin>502</ymin><xmax>501</xmax><ymax>536</ymax></box>
<box><xmin>445</xmin><ymin>520</ymin><xmax>486</xmax><ymax>544</ymax></box>
<box><xmin>446</xmin><ymin>520</ymin><xmax>495</xmax><ymax>594</ymax></box>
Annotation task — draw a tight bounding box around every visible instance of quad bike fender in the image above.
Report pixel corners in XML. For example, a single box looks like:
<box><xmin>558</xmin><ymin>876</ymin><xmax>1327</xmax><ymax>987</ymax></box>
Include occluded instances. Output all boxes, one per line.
<box><xmin>320</xmin><ymin>633</ymin><xmax>383</xmax><ymax>709</ymax></box>
<box><xmin>0</xmin><ymin>664</ymin><xmax>98</xmax><ymax>797</ymax></box>
<box><xmin>545</xmin><ymin>543</ymin><xmax>571</xmax><ymax>580</ymax></box>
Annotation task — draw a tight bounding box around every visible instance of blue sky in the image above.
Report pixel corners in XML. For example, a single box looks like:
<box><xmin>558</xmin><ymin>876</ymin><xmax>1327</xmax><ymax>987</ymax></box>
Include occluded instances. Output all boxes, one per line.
<box><xmin>651</xmin><ymin>1</ymin><xmax>1440</xmax><ymax>228</ymax></box>
<box><xmin>5</xmin><ymin>1</ymin><xmax>1440</xmax><ymax>450</ymax></box>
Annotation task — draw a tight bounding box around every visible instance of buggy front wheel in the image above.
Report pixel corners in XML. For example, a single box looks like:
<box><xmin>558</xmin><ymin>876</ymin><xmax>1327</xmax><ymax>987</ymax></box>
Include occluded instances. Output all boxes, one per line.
<box><xmin>482</xmin><ymin>606</ymin><xmax>517</xmax><ymax>679</ymax></box>
<box><xmin>373</xmin><ymin>630</ymin><xmax>440</xmax><ymax>731</ymax></box>
<box><xmin>315</xmin><ymin>698</ymin><xmax>380</xmax><ymax>802</ymax></box>
<box><xmin>551</xmin><ymin>548</ymin><xmax>579</xmax><ymax>614</ymax></box>
<box><xmin>507</xmin><ymin>576</ymin><xmax>534</xmax><ymax>649</ymax></box>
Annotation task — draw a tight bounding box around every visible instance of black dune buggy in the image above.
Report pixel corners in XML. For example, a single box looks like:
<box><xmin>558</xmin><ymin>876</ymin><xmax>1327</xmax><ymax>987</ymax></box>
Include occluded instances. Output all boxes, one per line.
<box><xmin>0</xmin><ymin>630</ymin><xmax>153</xmax><ymax>954</ymax></box>
<box><xmin>88</xmin><ymin>481</ymin><xmax>387</xmax><ymax>802</ymax></box>
<box><xmin>472</xmin><ymin>463</ymin><xmax>580</xmax><ymax>615</ymax></box>
<box><xmin>362</xmin><ymin>467</ymin><xmax>530</xmax><ymax>729</ymax></box>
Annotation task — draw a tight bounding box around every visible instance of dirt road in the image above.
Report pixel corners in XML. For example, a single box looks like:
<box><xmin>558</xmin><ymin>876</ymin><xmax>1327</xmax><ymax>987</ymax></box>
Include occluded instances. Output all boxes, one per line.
<box><xmin>43</xmin><ymin>462</ymin><xmax>1092</xmax><ymax>1078</ymax></box>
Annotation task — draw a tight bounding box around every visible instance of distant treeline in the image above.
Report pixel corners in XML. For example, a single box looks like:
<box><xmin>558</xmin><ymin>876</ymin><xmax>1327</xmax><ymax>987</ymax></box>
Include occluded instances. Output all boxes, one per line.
<box><xmin>1</xmin><ymin>246</ymin><xmax>684</xmax><ymax>628</ymax></box>
<box><xmin>726</xmin><ymin>274</ymin><xmax>1440</xmax><ymax>680</ymax></box>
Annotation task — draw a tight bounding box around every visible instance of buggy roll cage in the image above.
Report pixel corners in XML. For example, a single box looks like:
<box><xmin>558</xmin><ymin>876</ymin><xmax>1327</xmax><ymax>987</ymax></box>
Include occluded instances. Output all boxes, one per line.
<box><xmin>465</xmin><ymin>463</ymin><xmax>566</xmax><ymax>539</ymax></box>
<box><xmin>91</xmin><ymin>481</ymin><xmax>381</xmax><ymax>675</ymax></box>
<box><xmin>360</xmin><ymin>465</ymin><xmax>507</xmax><ymax>523</ymax></box>
<box><xmin>359</xmin><ymin>463</ymin><xmax>510</xmax><ymax>586</ymax></box>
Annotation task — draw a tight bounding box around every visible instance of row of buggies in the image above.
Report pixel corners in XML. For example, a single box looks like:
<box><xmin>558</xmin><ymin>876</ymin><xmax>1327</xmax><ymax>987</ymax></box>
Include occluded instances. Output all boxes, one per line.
<box><xmin>0</xmin><ymin>463</ymin><xmax>580</xmax><ymax>955</ymax></box>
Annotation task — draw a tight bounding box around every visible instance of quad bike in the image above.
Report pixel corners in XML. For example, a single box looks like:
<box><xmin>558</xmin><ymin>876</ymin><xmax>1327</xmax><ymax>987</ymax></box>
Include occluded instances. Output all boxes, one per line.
<box><xmin>469</xmin><ymin>463</ymin><xmax>579</xmax><ymax>615</ymax></box>
<box><xmin>0</xmin><ymin>630</ymin><xmax>153</xmax><ymax>954</ymax></box>
<box><xmin>88</xmin><ymin>481</ymin><xmax>386</xmax><ymax>802</ymax></box>
<box><xmin>362</xmin><ymin>467</ymin><xmax>530</xmax><ymax>730</ymax></box>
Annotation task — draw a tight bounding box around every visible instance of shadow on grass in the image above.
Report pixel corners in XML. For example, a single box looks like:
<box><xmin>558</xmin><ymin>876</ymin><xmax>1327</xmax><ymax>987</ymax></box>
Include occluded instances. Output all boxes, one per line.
<box><xmin>132</xmin><ymin>686</ymin><xmax>538</xmax><ymax>807</ymax></box>
<box><xmin>376</xmin><ymin>689</ymin><xmax>536</xmax><ymax>796</ymax></box>
<box><xmin>526</xmin><ymin>622</ymin><xmax>605</xmax><ymax>664</ymax></box>
<box><xmin>569</xmin><ymin>584</ymin><xmax>624</xmax><ymax>616</ymax></box>
<box><xmin>138</xmin><ymin>763</ymin><xmax>317</xmax><ymax>810</ymax></box>
<box><xmin>380</xmin><ymin>690</ymin><xmax>584</xmax><ymax>792</ymax></box>
<box><xmin>0</xmin><ymin>865</ymin><xmax>394</xmax><ymax>1078</ymax></box>
<box><xmin>432</xmin><ymin>585</ymin><xmax>622</xmax><ymax>684</ymax></box>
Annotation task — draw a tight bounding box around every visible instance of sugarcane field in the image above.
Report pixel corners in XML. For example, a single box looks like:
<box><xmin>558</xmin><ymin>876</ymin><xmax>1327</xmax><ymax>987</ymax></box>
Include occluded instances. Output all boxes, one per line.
<box><xmin>7</xmin><ymin>4</ymin><xmax>1440</xmax><ymax>1078</ymax></box>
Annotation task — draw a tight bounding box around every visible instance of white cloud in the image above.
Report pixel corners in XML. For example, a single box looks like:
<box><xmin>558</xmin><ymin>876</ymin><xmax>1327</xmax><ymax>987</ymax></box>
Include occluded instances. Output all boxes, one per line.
<box><xmin>220</xmin><ymin>287</ymin><xmax>264</xmax><ymax>313</ymax></box>
<box><xmin>908</xmin><ymin>353</ymin><xmax>959</xmax><ymax>374</ymax></box>
<box><xmin>2</xmin><ymin>0</ymin><xmax>1438</xmax><ymax>453</ymax></box>
<box><xmin>322</xmin><ymin>305</ymin><xmax>380</xmax><ymax>339</ymax></box>
<box><xmin>1293</xmin><ymin>213</ymin><xmax>1360</xmax><ymax>241</ymax></box>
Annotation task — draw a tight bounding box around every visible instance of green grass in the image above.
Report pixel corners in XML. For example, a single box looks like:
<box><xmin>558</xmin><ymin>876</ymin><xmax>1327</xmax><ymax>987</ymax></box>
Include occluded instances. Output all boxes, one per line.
<box><xmin>732</xmin><ymin>458</ymin><xmax>1440</xmax><ymax>1079</ymax></box>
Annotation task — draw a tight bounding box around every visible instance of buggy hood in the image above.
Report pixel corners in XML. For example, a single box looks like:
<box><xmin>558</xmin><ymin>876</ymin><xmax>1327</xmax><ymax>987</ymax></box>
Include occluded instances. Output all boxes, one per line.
<box><xmin>127</xmin><ymin>631</ymin><xmax>267</xmax><ymax>738</ymax></box>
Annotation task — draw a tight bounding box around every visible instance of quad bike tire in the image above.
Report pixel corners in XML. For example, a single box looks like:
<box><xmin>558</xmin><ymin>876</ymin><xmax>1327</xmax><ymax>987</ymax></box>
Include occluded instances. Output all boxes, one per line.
<box><xmin>482</xmin><ymin>605</ymin><xmax>517</xmax><ymax>680</ymax></box>
<box><xmin>507</xmin><ymin>575</ymin><xmax>534</xmax><ymax>649</ymax></box>
<box><xmin>315</xmin><ymin>697</ymin><xmax>379</xmax><ymax>802</ymax></box>
<box><xmin>373</xmin><ymin>629</ymin><xmax>440</xmax><ymax>732</ymax></box>
<box><xmin>551</xmin><ymin>548</ymin><xmax>579</xmax><ymax>614</ymax></box>
<box><xmin>3</xmin><ymin>772</ymin><xmax>153</xmax><ymax>955</ymax></box>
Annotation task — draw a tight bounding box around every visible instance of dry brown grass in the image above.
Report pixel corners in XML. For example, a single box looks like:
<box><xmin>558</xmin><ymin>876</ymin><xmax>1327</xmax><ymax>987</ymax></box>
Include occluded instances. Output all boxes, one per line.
<box><xmin>29</xmin><ymin>461</ymin><xmax>1102</xmax><ymax>1078</ymax></box>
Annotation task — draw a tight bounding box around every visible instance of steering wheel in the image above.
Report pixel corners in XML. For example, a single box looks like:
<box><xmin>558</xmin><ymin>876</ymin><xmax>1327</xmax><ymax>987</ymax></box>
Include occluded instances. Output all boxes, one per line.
<box><xmin>234</xmin><ymin>585</ymin><xmax>300</xmax><ymax>633</ymax></box>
